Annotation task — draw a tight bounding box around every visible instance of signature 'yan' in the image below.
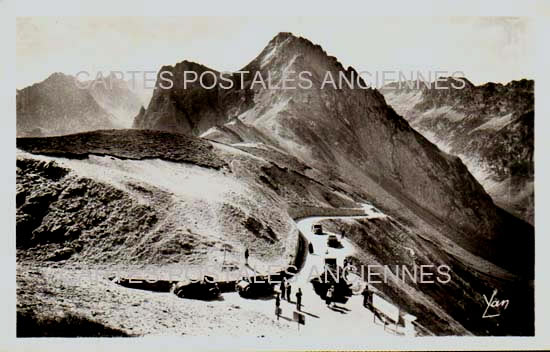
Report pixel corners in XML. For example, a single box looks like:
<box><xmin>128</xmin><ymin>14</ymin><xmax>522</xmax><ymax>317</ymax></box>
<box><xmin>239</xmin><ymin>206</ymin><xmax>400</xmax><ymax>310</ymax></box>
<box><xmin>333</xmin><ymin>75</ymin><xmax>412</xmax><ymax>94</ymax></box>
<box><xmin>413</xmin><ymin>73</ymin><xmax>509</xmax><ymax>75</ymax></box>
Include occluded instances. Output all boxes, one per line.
<box><xmin>482</xmin><ymin>289</ymin><xmax>510</xmax><ymax>318</ymax></box>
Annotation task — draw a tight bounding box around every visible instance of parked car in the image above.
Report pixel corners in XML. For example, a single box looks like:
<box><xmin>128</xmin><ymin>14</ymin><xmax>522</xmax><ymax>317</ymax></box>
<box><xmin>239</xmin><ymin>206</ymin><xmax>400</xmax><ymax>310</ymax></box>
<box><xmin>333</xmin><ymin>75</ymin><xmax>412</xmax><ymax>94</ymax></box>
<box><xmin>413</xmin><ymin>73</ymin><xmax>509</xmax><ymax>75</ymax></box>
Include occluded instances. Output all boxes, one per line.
<box><xmin>327</xmin><ymin>234</ymin><xmax>341</xmax><ymax>248</ymax></box>
<box><xmin>310</xmin><ymin>274</ymin><xmax>352</xmax><ymax>304</ymax></box>
<box><xmin>324</xmin><ymin>257</ymin><xmax>337</xmax><ymax>270</ymax></box>
<box><xmin>312</xmin><ymin>224</ymin><xmax>323</xmax><ymax>235</ymax></box>
<box><xmin>110</xmin><ymin>276</ymin><xmax>175</xmax><ymax>292</ymax></box>
<box><xmin>236</xmin><ymin>277</ymin><xmax>275</xmax><ymax>298</ymax></box>
<box><xmin>172</xmin><ymin>275</ymin><xmax>220</xmax><ymax>300</ymax></box>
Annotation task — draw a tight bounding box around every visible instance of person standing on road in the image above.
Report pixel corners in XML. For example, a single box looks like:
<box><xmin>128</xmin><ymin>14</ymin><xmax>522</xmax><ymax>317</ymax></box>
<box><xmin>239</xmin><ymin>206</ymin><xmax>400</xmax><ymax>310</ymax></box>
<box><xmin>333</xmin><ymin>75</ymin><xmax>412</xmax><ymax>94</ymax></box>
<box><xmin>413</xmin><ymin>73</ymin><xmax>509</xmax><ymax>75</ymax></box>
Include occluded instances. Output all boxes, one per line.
<box><xmin>286</xmin><ymin>283</ymin><xmax>292</xmax><ymax>303</ymax></box>
<box><xmin>244</xmin><ymin>248</ymin><xmax>249</xmax><ymax>265</ymax></box>
<box><xmin>362</xmin><ymin>285</ymin><xmax>370</xmax><ymax>308</ymax></box>
<box><xmin>280</xmin><ymin>278</ymin><xmax>286</xmax><ymax>300</ymax></box>
<box><xmin>326</xmin><ymin>285</ymin><xmax>334</xmax><ymax>307</ymax></box>
<box><xmin>296</xmin><ymin>288</ymin><xmax>303</xmax><ymax>311</ymax></box>
<box><xmin>275</xmin><ymin>293</ymin><xmax>281</xmax><ymax>320</ymax></box>
<box><xmin>308</xmin><ymin>242</ymin><xmax>314</xmax><ymax>254</ymax></box>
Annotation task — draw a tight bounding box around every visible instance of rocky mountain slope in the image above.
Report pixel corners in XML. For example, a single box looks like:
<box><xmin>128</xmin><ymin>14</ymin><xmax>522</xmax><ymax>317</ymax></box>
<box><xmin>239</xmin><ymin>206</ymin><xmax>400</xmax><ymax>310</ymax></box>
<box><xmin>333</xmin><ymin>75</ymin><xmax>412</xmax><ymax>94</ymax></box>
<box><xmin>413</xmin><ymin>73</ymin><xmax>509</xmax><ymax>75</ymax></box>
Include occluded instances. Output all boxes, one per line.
<box><xmin>17</xmin><ymin>72</ymin><xmax>142</xmax><ymax>137</ymax></box>
<box><xmin>134</xmin><ymin>32</ymin><xmax>533</xmax><ymax>278</ymax></box>
<box><xmin>381</xmin><ymin>78</ymin><xmax>534</xmax><ymax>224</ymax></box>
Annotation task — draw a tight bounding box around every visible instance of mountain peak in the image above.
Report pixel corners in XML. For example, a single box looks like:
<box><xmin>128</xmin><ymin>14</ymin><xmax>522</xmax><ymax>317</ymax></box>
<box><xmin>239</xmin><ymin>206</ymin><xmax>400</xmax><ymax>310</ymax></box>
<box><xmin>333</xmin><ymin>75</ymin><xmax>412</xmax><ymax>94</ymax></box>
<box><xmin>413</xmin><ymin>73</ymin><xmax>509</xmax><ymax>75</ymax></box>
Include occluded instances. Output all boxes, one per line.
<box><xmin>158</xmin><ymin>60</ymin><xmax>218</xmax><ymax>77</ymax></box>
<box><xmin>245</xmin><ymin>31</ymin><xmax>345</xmax><ymax>75</ymax></box>
<box><xmin>271</xmin><ymin>31</ymin><xmax>295</xmax><ymax>42</ymax></box>
<box><xmin>43</xmin><ymin>72</ymin><xmax>74</xmax><ymax>84</ymax></box>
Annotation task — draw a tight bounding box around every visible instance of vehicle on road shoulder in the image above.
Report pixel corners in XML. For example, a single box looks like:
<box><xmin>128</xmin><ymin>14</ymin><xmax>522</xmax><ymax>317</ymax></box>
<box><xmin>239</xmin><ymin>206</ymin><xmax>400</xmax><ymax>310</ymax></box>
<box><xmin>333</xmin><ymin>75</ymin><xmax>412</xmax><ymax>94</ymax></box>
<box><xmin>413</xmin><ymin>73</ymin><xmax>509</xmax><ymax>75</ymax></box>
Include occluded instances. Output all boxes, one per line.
<box><xmin>172</xmin><ymin>275</ymin><xmax>220</xmax><ymax>300</ymax></box>
<box><xmin>312</xmin><ymin>224</ymin><xmax>323</xmax><ymax>235</ymax></box>
<box><xmin>327</xmin><ymin>234</ymin><xmax>342</xmax><ymax>248</ymax></box>
<box><xmin>236</xmin><ymin>277</ymin><xmax>275</xmax><ymax>298</ymax></box>
<box><xmin>310</xmin><ymin>272</ymin><xmax>352</xmax><ymax>304</ymax></box>
<box><xmin>309</xmin><ymin>257</ymin><xmax>352</xmax><ymax>303</ymax></box>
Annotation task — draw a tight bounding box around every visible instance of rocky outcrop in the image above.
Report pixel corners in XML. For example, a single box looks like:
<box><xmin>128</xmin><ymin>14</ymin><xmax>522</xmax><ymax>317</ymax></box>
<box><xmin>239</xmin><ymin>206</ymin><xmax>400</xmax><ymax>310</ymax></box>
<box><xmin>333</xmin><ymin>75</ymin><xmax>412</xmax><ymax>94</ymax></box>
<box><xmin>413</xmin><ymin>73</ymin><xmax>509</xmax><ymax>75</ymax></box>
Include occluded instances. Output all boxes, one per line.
<box><xmin>133</xmin><ymin>61</ymin><xmax>255</xmax><ymax>135</ymax></box>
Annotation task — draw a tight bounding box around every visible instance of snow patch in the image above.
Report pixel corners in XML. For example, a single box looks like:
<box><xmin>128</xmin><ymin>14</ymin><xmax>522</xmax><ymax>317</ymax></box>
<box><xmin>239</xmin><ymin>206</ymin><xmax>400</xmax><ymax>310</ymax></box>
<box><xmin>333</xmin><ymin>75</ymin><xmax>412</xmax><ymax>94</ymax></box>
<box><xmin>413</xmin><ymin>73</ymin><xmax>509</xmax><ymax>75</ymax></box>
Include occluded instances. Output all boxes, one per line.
<box><xmin>199</xmin><ymin>126</ymin><xmax>222</xmax><ymax>138</ymax></box>
<box><xmin>231</xmin><ymin>142</ymin><xmax>266</xmax><ymax>149</ymax></box>
<box><xmin>260</xmin><ymin>36</ymin><xmax>292</xmax><ymax>68</ymax></box>
<box><xmin>422</xmin><ymin>106</ymin><xmax>466</xmax><ymax>123</ymax></box>
<box><xmin>260</xmin><ymin>46</ymin><xmax>277</xmax><ymax>68</ymax></box>
<box><xmin>471</xmin><ymin>113</ymin><xmax>514</xmax><ymax>132</ymax></box>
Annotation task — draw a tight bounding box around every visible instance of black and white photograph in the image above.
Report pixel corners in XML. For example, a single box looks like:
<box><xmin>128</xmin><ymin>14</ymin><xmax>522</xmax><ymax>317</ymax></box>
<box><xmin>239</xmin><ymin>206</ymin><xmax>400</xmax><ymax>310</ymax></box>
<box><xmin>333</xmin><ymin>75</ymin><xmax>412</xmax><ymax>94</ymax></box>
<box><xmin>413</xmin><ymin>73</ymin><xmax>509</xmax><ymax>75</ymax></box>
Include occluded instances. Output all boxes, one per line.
<box><xmin>3</xmin><ymin>1</ymin><xmax>550</xmax><ymax>351</ymax></box>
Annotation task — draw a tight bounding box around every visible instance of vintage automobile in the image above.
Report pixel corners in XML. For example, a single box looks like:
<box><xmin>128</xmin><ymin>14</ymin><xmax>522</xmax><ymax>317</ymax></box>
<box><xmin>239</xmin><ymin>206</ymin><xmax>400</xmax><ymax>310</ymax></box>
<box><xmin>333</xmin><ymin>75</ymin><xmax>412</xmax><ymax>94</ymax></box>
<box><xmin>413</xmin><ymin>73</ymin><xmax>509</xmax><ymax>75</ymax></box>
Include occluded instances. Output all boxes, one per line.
<box><xmin>310</xmin><ymin>258</ymin><xmax>352</xmax><ymax>303</ymax></box>
<box><xmin>236</xmin><ymin>277</ymin><xmax>275</xmax><ymax>298</ymax></box>
<box><xmin>310</xmin><ymin>275</ymin><xmax>352</xmax><ymax>304</ymax></box>
<box><xmin>110</xmin><ymin>276</ymin><xmax>175</xmax><ymax>292</ymax></box>
<box><xmin>327</xmin><ymin>234</ymin><xmax>341</xmax><ymax>248</ymax></box>
<box><xmin>324</xmin><ymin>257</ymin><xmax>337</xmax><ymax>269</ymax></box>
<box><xmin>311</xmin><ymin>224</ymin><xmax>323</xmax><ymax>235</ymax></box>
<box><xmin>172</xmin><ymin>275</ymin><xmax>221</xmax><ymax>300</ymax></box>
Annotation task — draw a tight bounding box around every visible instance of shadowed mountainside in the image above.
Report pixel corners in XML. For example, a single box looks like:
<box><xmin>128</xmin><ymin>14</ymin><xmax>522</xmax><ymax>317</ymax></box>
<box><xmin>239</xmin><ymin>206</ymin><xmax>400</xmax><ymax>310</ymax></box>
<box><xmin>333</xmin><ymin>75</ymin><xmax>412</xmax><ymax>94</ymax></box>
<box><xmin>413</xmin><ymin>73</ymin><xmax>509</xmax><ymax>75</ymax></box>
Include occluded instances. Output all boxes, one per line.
<box><xmin>381</xmin><ymin>78</ymin><xmax>534</xmax><ymax>224</ymax></box>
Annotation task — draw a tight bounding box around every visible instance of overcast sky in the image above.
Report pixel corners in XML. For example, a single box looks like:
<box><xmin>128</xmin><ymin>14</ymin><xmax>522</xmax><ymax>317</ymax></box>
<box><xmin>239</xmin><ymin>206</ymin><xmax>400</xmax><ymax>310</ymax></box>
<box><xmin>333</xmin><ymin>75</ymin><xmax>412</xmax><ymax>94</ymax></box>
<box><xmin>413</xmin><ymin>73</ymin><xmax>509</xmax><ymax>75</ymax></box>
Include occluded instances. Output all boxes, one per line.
<box><xmin>16</xmin><ymin>17</ymin><xmax>535</xmax><ymax>89</ymax></box>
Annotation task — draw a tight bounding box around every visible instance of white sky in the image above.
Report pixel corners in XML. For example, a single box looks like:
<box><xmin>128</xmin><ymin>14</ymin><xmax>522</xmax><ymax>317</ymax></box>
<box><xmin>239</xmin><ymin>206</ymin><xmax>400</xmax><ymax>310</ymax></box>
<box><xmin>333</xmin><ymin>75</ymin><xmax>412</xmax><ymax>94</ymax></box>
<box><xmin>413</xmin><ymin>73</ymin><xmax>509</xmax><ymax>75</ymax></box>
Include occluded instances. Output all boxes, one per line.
<box><xmin>16</xmin><ymin>17</ymin><xmax>535</xmax><ymax>89</ymax></box>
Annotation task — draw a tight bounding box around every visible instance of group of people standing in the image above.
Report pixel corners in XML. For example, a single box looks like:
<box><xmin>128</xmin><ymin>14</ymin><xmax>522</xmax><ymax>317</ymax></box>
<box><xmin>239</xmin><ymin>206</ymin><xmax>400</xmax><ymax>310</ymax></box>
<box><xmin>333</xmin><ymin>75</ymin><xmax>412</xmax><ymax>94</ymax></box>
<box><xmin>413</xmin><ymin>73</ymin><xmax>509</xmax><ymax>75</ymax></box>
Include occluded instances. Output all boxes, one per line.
<box><xmin>273</xmin><ymin>228</ymin><xmax>360</xmax><ymax>320</ymax></box>
<box><xmin>275</xmin><ymin>278</ymin><xmax>303</xmax><ymax>318</ymax></box>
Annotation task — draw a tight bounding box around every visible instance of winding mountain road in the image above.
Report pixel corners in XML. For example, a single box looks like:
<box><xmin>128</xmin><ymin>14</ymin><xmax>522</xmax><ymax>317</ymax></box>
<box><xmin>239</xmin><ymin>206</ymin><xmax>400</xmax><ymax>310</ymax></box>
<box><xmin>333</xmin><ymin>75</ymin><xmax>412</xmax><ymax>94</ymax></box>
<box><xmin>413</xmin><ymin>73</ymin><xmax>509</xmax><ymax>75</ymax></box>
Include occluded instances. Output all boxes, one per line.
<box><xmin>224</xmin><ymin>211</ymin><xmax>403</xmax><ymax>337</ymax></box>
